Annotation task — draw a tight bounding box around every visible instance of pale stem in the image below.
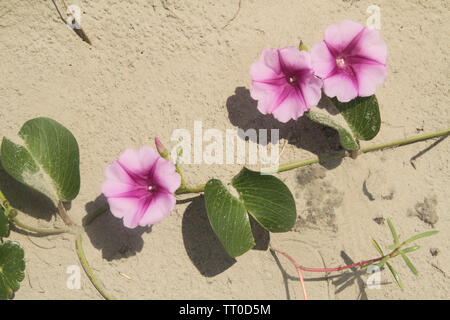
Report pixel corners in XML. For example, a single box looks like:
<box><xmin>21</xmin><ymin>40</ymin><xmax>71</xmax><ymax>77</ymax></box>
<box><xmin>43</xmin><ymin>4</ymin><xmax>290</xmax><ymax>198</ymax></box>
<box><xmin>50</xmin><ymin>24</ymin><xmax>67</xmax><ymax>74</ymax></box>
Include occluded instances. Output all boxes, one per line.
<box><xmin>75</xmin><ymin>233</ymin><xmax>116</xmax><ymax>300</ymax></box>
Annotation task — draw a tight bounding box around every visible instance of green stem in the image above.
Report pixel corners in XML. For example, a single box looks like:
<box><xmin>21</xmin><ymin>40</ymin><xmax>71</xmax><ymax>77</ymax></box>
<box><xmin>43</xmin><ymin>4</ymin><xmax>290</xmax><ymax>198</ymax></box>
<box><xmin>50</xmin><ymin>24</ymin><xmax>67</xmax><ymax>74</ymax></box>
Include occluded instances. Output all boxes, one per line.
<box><xmin>1</xmin><ymin>189</ymin><xmax>69</xmax><ymax>235</ymax></box>
<box><xmin>75</xmin><ymin>233</ymin><xmax>116</xmax><ymax>300</ymax></box>
<box><xmin>277</xmin><ymin>129</ymin><xmax>449</xmax><ymax>173</ymax></box>
<box><xmin>12</xmin><ymin>216</ymin><xmax>69</xmax><ymax>235</ymax></box>
<box><xmin>175</xmin><ymin>184</ymin><xmax>206</xmax><ymax>195</ymax></box>
<box><xmin>83</xmin><ymin>206</ymin><xmax>108</xmax><ymax>226</ymax></box>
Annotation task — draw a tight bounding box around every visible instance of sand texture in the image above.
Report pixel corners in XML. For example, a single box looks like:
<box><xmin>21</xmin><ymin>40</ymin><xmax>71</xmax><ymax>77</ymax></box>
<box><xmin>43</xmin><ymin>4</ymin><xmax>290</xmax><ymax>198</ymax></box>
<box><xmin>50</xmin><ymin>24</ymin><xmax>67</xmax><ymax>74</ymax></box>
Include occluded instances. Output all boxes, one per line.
<box><xmin>0</xmin><ymin>0</ymin><xmax>449</xmax><ymax>299</ymax></box>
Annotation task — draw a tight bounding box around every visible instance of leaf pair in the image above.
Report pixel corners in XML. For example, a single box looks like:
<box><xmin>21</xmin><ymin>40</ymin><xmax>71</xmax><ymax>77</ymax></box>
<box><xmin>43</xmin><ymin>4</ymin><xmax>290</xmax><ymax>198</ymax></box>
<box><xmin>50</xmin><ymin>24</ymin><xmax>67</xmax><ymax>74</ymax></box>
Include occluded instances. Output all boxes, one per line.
<box><xmin>204</xmin><ymin>168</ymin><xmax>296</xmax><ymax>258</ymax></box>
<box><xmin>307</xmin><ymin>95</ymin><xmax>381</xmax><ymax>150</ymax></box>
<box><xmin>372</xmin><ymin>219</ymin><xmax>438</xmax><ymax>288</ymax></box>
<box><xmin>0</xmin><ymin>117</ymin><xmax>81</xmax><ymax>299</ymax></box>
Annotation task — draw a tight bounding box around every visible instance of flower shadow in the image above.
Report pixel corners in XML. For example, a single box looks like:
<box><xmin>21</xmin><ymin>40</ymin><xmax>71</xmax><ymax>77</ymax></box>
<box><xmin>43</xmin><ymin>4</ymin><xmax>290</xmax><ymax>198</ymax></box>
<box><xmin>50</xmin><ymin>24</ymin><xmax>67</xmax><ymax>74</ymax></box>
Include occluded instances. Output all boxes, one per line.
<box><xmin>0</xmin><ymin>164</ymin><xmax>60</xmax><ymax>222</ymax></box>
<box><xmin>182</xmin><ymin>195</ymin><xmax>269</xmax><ymax>277</ymax></box>
<box><xmin>84</xmin><ymin>195</ymin><xmax>151</xmax><ymax>261</ymax></box>
<box><xmin>226</xmin><ymin>87</ymin><xmax>344</xmax><ymax>169</ymax></box>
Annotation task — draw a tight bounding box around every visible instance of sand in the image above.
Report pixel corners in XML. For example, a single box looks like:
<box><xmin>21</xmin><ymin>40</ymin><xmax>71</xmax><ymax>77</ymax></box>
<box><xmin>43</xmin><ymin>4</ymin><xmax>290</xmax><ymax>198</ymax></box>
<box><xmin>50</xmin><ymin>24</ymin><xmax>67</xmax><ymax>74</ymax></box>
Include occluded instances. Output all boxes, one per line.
<box><xmin>0</xmin><ymin>0</ymin><xmax>449</xmax><ymax>300</ymax></box>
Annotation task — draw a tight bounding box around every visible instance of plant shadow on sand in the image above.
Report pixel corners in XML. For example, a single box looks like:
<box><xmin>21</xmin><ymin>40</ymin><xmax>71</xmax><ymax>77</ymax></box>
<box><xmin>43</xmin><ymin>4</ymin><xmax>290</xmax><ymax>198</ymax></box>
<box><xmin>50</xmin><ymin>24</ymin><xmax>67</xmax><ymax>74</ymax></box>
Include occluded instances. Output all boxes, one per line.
<box><xmin>182</xmin><ymin>195</ymin><xmax>270</xmax><ymax>277</ymax></box>
<box><xmin>0</xmin><ymin>163</ymin><xmax>70</xmax><ymax>224</ymax></box>
<box><xmin>271</xmin><ymin>250</ymin><xmax>369</xmax><ymax>300</ymax></box>
<box><xmin>84</xmin><ymin>195</ymin><xmax>151</xmax><ymax>261</ymax></box>
<box><xmin>226</xmin><ymin>87</ymin><xmax>344</xmax><ymax>169</ymax></box>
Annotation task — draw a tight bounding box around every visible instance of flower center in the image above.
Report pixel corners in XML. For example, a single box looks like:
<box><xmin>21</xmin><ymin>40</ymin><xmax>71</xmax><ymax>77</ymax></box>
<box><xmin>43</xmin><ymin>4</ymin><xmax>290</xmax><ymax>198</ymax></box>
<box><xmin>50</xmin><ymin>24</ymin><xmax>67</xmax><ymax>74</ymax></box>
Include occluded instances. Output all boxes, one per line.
<box><xmin>286</xmin><ymin>74</ymin><xmax>298</xmax><ymax>86</ymax></box>
<box><xmin>336</xmin><ymin>57</ymin><xmax>346</xmax><ymax>68</ymax></box>
<box><xmin>147</xmin><ymin>185</ymin><xmax>157</xmax><ymax>193</ymax></box>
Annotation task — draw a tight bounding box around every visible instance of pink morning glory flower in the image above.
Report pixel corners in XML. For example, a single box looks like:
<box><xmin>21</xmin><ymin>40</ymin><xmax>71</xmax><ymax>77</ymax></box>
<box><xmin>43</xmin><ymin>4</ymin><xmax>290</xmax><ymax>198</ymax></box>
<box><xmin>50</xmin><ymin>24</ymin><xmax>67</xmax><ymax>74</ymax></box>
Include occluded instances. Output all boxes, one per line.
<box><xmin>102</xmin><ymin>147</ymin><xmax>181</xmax><ymax>229</ymax></box>
<box><xmin>311</xmin><ymin>20</ymin><xmax>388</xmax><ymax>102</ymax></box>
<box><xmin>249</xmin><ymin>46</ymin><xmax>323</xmax><ymax>123</ymax></box>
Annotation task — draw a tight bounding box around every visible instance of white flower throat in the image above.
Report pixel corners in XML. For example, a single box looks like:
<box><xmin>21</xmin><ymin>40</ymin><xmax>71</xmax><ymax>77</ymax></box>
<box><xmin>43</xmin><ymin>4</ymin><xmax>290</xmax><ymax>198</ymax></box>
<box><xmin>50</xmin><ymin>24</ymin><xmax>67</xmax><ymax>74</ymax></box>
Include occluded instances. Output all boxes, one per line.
<box><xmin>336</xmin><ymin>57</ymin><xmax>346</xmax><ymax>68</ymax></box>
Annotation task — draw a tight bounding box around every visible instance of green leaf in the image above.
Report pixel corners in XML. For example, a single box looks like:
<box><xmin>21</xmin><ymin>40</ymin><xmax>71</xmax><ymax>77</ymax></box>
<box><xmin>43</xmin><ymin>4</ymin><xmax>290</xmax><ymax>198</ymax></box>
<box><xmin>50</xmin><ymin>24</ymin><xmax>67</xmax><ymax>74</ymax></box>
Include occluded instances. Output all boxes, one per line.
<box><xmin>386</xmin><ymin>262</ymin><xmax>402</xmax><ymax>288</ymax></box>
<box><xmin>306</xmin><ymin>110</ymin><xmax>359</xmax><ymax>150</ymax></box>
<box><xmin>400</xmin><ymin>251</ymin><xmax>418</xmax><ymax>276</ymax></box>
<box><xmin>332</xmin><ymin>95</ymin><xmax>381</xmax><ymax>141</ymax></box>
<box><xmin>299</xmin><ymin>41</ymin><xmax>309</xmax><ymax>51</ymax></box>
<box><xmin>0</xmin><ymin>206</ymin><xmax>8</xmax><ymax>238</ymax></box>
<box><xmin>0</xmin><ymin>118</ymin><xmax>80</xmax><ymax>205</ymax></box>
<box><xmin>399</xmin><ymin>246</ymin><xmax>420</xmax><ymax>254</ymax></box>
<box><xmin>402</xmin><ymin>230</ymin><xmax>439</xmax><ymax>246</ymax></box>
<box><xmin>372</xmin><ymin>238</ymin><xmax>384</xmax><ymax>256</ymax></box>
<box><xmin>204</xmin><ymin>179</ymin><xmax>255</xmax><ymax>258</ymax></box>
<box><xmin>388</xmin><ymin>231</ymin><xmax>439</xmax><ymax>250</ymax></box>
<box><xmin>0</xmin><ymin>241</ymin><xmax>25</xmax><ymax>299</ymax></box>
<box><xmin>231</xmin><ymin>167</ymin><xmax>296</xmax><ymax>232</ymax></box>
<box><xmin>386</xmin><ymin>219</ymin><xmax>399</xmax><ymax>245</ymax></box>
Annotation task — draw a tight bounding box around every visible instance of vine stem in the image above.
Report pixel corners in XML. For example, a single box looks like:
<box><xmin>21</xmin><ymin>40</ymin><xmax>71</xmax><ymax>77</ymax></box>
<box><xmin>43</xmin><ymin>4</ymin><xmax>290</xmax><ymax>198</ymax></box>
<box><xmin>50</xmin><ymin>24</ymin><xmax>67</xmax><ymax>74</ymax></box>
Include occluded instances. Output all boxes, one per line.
<box><xmin>175</xmin><ymin>184</ymin><xmax>206</xmax><ymax>195</ymax></box>
<box><xmin>75</xmin><ymin>233</ymin><xmax>116</xmax><ymax>300</ymax></box>
<box><xmin>277</xmin><ymin>129</ymin><xmax>450</xmax><ymax>173</ymax></box>
<box><xmin>174</xmin><ymin>129</ymin><xmax>449</xmax><ymax>193</ymax></box>
<box><xmin>12</xmin><ymin>216</ymin><xmax>69</xmax><ymax>235</ymax></box>
<box><xmin>0</xmin><ymin>189</ymin><xmax>69</xmax><ymax>235</ymax></box>
<box><xmin>270</xmin><ymin>246</ymin><xmax>398</xmax><ymax>300</ymax></box>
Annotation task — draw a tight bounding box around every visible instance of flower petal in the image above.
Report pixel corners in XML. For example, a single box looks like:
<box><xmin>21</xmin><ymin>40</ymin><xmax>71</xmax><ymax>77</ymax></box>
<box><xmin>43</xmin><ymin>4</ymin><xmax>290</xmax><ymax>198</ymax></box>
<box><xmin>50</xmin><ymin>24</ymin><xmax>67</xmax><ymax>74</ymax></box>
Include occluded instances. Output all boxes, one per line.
<box><xmin>353</xmin><ymin>63</ymin><xmax>388</xmax><ymax>97</ymax></box>
<box><xmin>299</xmin><ymin>73</ymin><xmax>323</xmax><ymax>108</ymax></box>
<box><xmin>249</xmin><ymin>48</ymin><xmax>282</xmax><ymax>82</ymax></box>
<box><xmin>350</xmin><ymin>27</ymin><xmax>387</xmax><ymax>65</ymax></box>
<box><xmin>324</xmin><ymin>20</ymin><xmax>364</xmax><ymax>53</ymax></box>
<box><xmin>152</xmin><ymin>158</ymin><xmax>181</xmax><ymax>193</ymax></box>
<box><xmin>278</xmin><ymin>46</ymin><xmax>312</xmax><ymax>72</ymax></box>
<box><xmin>311</xmin><ymin>41</ymin><xmax>336</xmax><ymax>78</ymax></box>
<box><xmin>106</xmin><ymin>196</ymin><xmax>144</xmax><ymax>229</ymax></box>
<box><xmin>102</xmin><ymin>179</ymin><xmax>147</xmax><ymax>198</ymax></box>
<box><xmin>271</xmin><ymin>87</ymin><xmax>307</xmax><ymax>123</ymax></box>
<box><xmin>104</xmin><ymin>161</ymin><xmax>135</xmax><ymax>185</ymax></box>
<box><xmin>118</xmin><ymin>147</ymin><xmax>159</xmax><ymax>178</ymax></box>
<box><xmin>323</xmin><ymin>72</ymin><xmax>358</xmax><ymax>102</ymax></box>
<box><xmin>139</xmin><ymin>192</ymin><xmax>176</xmax><ymax>226</ymax></box>
<box><xmin>251</xmin><ymin>80</ymin><xmax>286</xmax><ymax>114</ymax></box>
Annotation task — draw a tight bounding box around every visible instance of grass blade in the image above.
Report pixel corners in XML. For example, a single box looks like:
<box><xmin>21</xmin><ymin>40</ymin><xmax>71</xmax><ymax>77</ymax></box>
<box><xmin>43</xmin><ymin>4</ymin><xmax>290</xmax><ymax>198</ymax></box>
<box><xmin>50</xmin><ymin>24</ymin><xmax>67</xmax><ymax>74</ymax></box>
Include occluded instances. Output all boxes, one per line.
<box><xmin>387</xmin><ymin>219</ymin><xmax>399</xmax><ymax>245</ymax></box>
<box><xmin>377</xmin><ymin>255</ymin><xmax>390</xmax><ymax>268</ymax></box>
<box><xmin>372</xmin><ymin>238</ymin><xmax>384</xmax><ymax>255</ymax></box>
<box><xmin>400</xmin><ymin>251</ymin><xmax>418</xmax><ymax>275</ymax></box>
<box><xmin>401</xmin><ymin>230</ymin><xmax>439</xmax><ymax>247</ymax></box>
<box><xmin>386</xmin><ymin>262</ymin><xmax>402</xmax><ymax>288</ymax></box>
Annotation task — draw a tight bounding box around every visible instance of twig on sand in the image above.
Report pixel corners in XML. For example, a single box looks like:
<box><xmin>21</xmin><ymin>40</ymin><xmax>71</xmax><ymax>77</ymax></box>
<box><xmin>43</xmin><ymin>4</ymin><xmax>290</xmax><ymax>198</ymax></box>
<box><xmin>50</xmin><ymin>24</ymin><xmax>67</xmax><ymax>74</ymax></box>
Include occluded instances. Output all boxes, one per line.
<box><xmin>410</xmin><ymin>135</ymin><xmax>448</xmax><ymax>169</ymax></box>
<box><xmin>222</xmin><ymin>0</ymin><xmax>242</xmax><ymax>29</ymax></box>
<box><xmin>52</xmin><ymin>0</ymin><xmax>92</xmax><ymax>45</ymax></box>
<box><xmin>160</xmin><ymin>0</ymin><xmax>182</xmax><ymax>20</ymax></box>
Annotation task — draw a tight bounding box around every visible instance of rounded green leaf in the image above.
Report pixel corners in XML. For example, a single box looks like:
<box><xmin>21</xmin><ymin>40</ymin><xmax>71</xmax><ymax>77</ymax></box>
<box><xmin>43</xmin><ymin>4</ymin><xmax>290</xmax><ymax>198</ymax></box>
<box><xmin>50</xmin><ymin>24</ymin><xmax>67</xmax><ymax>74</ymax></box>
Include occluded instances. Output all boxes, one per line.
<box><xmin>332</xmin><ymin>95</ymin><xmax>381</xmax><ymax>141</ymax></box>
<box><xmin>0</xmin><ymin>241</ymin><xmax>25</xmax><ymax>299</ymax></box>
<box><xmin>0</xmin><ymin>206</ymin><xmax>8</xmax><ymax>238</ymax></box>
<box><xmin>232</xmin><ymin>168</ymin><xmax>296</xmax><ymax>232</ymax></box>
<box><xmin>204</xmin><ymin>179</ymin><xmax>255</xmax><ymax>258</ymax></box>
<box><xmin>0</xmin><ymin>118</ymin><xmax>80</xmax><ymax>204</ymax></box>
<box><xmin>306</xmin><ymin>110</ymin><xmax>359</xmax><ymax>151</ymax></box>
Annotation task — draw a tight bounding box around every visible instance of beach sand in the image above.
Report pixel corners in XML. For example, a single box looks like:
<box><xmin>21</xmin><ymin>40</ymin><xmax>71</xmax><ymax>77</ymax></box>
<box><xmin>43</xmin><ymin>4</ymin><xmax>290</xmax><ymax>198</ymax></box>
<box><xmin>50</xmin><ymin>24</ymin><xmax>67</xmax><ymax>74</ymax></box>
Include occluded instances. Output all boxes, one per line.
<box><xmin>0</xmin><ymin>0</ymin><xmax>449</xmax><ymax>299</ymax></box>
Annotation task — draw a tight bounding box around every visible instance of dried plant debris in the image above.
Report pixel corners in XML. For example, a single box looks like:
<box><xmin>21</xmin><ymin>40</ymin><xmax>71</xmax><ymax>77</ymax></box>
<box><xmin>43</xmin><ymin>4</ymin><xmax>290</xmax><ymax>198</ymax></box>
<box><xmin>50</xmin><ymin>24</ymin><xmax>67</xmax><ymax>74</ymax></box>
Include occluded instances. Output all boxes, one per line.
<box><xmin>429</xmin><ymin>248</ymin><xmax>440</xmax><ymax>257</ymax></box>
<box><xmin>407</xmin><ymin>196</ymin><xmax>439</xmax><ymax>227</ymax></box>
<box><xmin>373</xmin><ymin>216</ymin><xmax>385</xmax><ymax>225</ymax></box>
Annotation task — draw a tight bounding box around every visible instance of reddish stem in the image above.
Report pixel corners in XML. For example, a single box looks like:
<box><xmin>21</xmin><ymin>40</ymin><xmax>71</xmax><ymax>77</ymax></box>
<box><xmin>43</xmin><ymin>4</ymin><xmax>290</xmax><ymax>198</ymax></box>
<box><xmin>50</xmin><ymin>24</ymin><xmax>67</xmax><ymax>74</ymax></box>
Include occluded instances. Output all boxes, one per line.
<box><xmin>270</xmin><ymin>247</ymin><xmax>388</xmax><ymax>300</ymax></box>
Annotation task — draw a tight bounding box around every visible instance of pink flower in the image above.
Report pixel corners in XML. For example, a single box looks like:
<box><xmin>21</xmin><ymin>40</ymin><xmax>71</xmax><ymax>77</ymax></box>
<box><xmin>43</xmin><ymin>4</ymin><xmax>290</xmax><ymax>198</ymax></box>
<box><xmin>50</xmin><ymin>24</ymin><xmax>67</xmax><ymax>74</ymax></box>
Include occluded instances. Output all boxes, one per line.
<box><xmin>250</xmin><ymin>46</ymin><xmax>323</xmax><ymax>123</ymax></box>
<box><xmin>311</xmin><ymin>20</ymin><xmax>388</xmax><ymax>102</ymax></box>
<box><xmin>102</xmin><ymin>147</ymin><xmax>181</xmax><ymax>228</ymax></box>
